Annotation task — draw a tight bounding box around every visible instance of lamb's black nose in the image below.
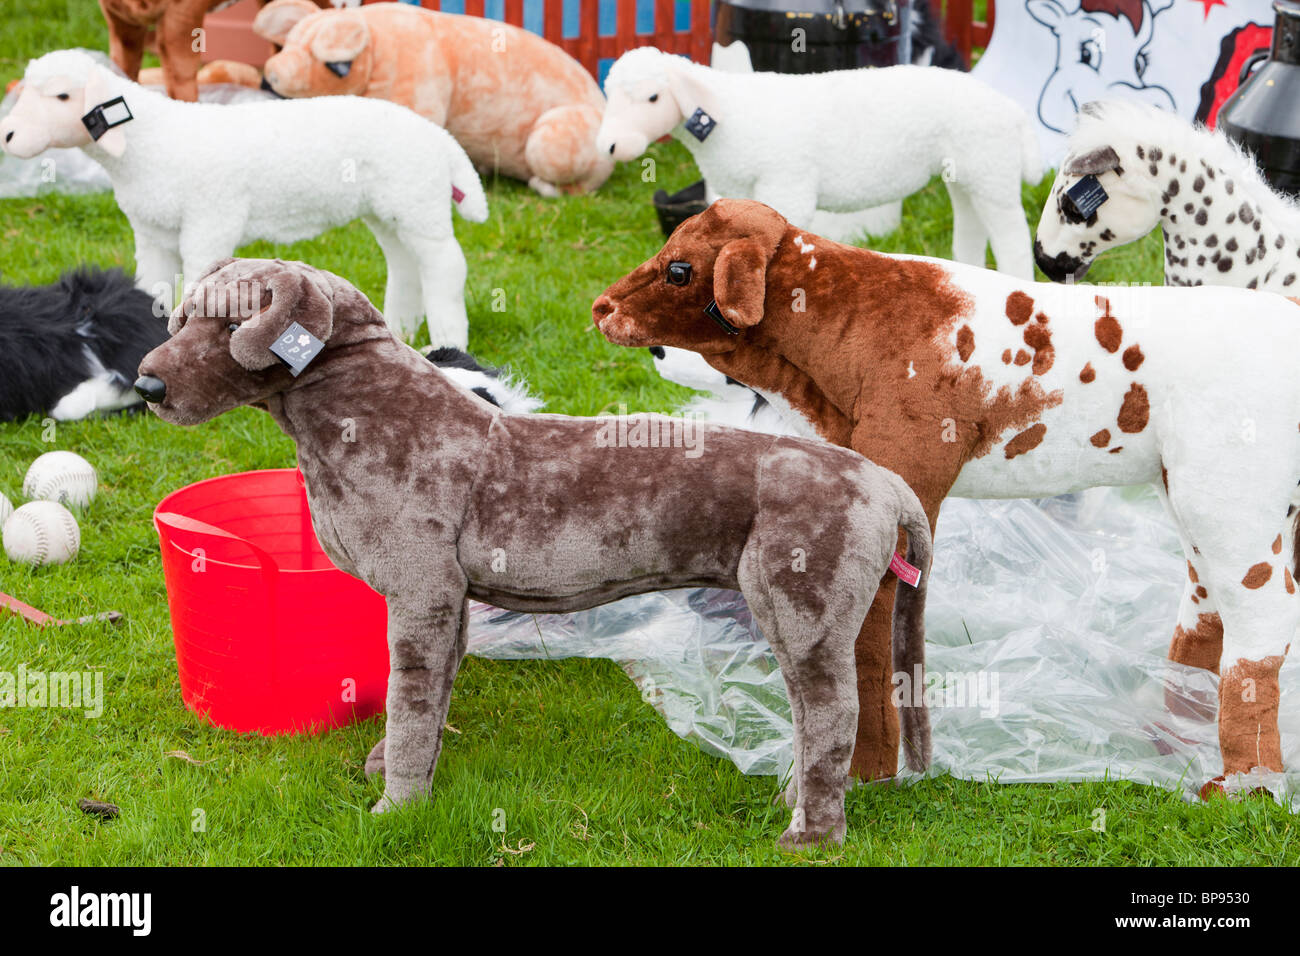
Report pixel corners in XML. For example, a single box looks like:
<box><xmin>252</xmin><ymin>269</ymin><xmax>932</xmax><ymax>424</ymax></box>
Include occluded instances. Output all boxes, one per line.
<box><xmin>134</xmin><ymin>375</ymin><xmax>166</xmax><ymax>403</ymax></box>
<box><xmin>4</xmin><ymin>131</ymin><xmax>12</xmax><ymax>143</ymax></box>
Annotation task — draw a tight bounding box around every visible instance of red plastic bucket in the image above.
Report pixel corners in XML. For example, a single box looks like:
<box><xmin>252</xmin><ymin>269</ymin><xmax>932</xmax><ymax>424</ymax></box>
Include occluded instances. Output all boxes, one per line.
<box><xmin>153</xmin><ymin>469</ymin><xmax>389</xmax><ymax>734</ymax></box>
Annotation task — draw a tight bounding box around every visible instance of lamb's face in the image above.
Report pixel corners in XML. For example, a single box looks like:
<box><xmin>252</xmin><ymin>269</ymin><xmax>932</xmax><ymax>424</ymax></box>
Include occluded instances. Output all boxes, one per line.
<box><xmin>0</xmin><ymin>72</ymin><xmax>93</xmax><ymax>158</ymax></box>
<box><xmin>596</xmin><ymin>71</ymin><xmax>683</xmax><ymax>162</ymax></box>
<box><xmin>1034</xmin><ymin>149</ymin><xmax>1157</xmax><ymax>282</ymax></box>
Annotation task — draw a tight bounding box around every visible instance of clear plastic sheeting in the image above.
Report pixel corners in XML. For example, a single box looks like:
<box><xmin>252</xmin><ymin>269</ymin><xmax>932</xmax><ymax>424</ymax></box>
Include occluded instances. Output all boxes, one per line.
<box><xmin>465</xmin><ymin>486</ymin><xmax>1300</xmax><ymax>810</ymax></box>
<box><xmin>0</xmin><ymin>78</ymin><xmax>276</xmax><ymax>199</ymax></box>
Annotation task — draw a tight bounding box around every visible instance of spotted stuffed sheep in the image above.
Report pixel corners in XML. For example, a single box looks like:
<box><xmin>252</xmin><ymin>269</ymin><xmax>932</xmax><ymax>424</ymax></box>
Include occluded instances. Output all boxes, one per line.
<box><xmin>596</xmin><ymin>46</ymin><xmax>1043</xmax><ymax>278</ymax></box>
<box><xmin>0</xmin><ymin>49</ymin><xmax>487</xmax><ymax>349</ymax></box>
<box><xmin>1035</xmin><ymin>99</ymin><xmax>1300</xmax><ymax>291</ymax></box>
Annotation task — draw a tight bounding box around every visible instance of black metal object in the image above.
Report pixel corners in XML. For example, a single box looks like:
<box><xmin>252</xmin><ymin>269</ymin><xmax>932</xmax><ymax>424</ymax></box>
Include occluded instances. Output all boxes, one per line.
<box><xmin>715</xmin><ymin>0</ymin><xmax>905</xmax><ymax>72</ymax></box>
<box><xmin>653</xmin><ymin>180</ymin><xmax>709</xmax><ymax>236</ymax></box>
<box><xmin>1219</xmin><ymin>0</ymin><xmax>1300</xmax><ymax>198</ymax></box>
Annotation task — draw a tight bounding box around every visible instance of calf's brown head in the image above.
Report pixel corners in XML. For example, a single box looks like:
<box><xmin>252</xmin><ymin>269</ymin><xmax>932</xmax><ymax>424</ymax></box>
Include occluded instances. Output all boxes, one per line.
<box><xmin>135</xmin><ymin>257</ymin><xmax>380</xmax><ymax>425</ymax></box>
<box><xmin>593</xmin><ymin>199</ymin><xmax>791</xmax><ymax>353</ymax></box>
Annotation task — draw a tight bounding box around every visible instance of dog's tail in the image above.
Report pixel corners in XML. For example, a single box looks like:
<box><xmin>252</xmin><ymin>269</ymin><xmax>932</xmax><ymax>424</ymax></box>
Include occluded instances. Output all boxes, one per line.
<box><xmin>448</xmin><ymin>143</ymin><xmax>489</xmax><ymax>224</ymax></box>
<box><xmin>889</xmin><ymin>473</ymin><xmax>933</xmax><ymax>773</ymax></box>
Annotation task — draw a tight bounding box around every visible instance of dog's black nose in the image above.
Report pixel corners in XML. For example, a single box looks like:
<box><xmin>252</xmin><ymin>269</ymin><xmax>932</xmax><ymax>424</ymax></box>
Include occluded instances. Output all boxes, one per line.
<box><xmin>134</xmin><ymin>375</ymin><xmax>166</xmax><ymax>403</ymax></box>
<box><xmin>259</xmin><ymin>76</ymin><xmax>285</xmax><ymax>99</ymax></box>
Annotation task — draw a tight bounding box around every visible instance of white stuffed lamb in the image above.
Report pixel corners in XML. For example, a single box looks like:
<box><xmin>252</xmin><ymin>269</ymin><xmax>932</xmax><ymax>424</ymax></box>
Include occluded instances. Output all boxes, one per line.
<box><xmin>0</xmin><ymin>49</ymin><xmax>488</xmax><ymax>349</ymax></box>
<box><xmin>597</xmin><ymin>47</ymin><xmax>1042</xmax><ymax>277</ymax></box>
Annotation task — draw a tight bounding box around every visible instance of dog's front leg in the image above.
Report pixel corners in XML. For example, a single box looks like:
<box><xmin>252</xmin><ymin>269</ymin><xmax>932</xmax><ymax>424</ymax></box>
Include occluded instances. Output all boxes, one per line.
<box><xmin>372</xmin><ymin>595</ymin><xmax>470</xmax><ymax>813</ymax></box>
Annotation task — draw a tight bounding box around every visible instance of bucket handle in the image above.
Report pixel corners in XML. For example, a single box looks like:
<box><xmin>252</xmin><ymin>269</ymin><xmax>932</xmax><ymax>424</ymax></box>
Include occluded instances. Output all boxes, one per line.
<box><xmin>1239</xmin><ymin>49</ymin><xmax>1269</xmax><ymax>87</ymax></box>
<box><xmin>154</xmin><ymin>509</ymin><xmax>281</xmax><ymax>690</ymax></box>
<box><xmin>154</xmin><ymin>510</ymin><xmax>281</xmax><ymax>584</ymax></box>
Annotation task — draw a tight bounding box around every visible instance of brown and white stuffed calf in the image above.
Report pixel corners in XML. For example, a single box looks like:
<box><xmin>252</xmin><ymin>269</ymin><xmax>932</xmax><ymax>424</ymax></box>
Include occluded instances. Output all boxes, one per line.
<box><xmin>596</xmin><ymin>199</ymin><xmax>1300</xmax><ymax>797</ymax></box>
<box><xmin>135</xmin><ymin>256</ymin><xmax>933</xmax><ymax>849</ymax></box>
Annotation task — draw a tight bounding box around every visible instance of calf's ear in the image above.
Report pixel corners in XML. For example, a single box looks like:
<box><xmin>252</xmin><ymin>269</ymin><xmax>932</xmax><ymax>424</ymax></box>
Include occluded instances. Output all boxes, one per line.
<box><xmin>1064</xmin><ymin>145</ymin><xmax>1122</xmax><ymax>176</ymax></box>
<box><xmin>230</xmin><ymin>267</ymin><xmax>335</xmax><ymax>371</ymax></box>
<box><xmin>712</xmin><ymin>238</ymin><xmax>770</xmax><ymax>329</ymax></box>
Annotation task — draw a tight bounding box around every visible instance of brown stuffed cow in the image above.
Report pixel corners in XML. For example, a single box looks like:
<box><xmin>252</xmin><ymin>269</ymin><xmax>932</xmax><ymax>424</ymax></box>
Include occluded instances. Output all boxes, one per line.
<box><xmin>135</xmin><ymin>256</ymin><xmax>934</xmax><ymax>849</ymax></box>
<box><xmin>595</xmin><ymin>198</ymin><xmax>1300</xmax><ymax>797</ymax></box>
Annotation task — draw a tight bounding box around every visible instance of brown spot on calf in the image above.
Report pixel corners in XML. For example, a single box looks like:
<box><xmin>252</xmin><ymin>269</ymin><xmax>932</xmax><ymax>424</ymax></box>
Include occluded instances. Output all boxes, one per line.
<box><xmin>1079</xmin><ymin>363</ymin><xmax>1096</xmax><ymax>383</ymax></box>
<box><xmin>1004</xmin><ymin>423</ymin><xmax>1047</xmax><ymax>459</ymax></box>
<box><xmin>1094</xmin><ymin>297</ymin><xmax>1123</xmax><ymax>353</ymax></box>
<box><xmin>1117</xmin><ymin>383</ymin><xmax>1149</xmax><ymax>433</ymax></box>
<box><xmin>957</xmin><ymin>325</ymin><xmax>975</xmax><ymax>362</ymax></box>
<box><xmin>1122</xmin><ymin>344</ymin><xmax>1144</xmax><ymax>371</ymax></box>
<box><xmin>1242</xmin><ymin>562</ymin><xmax>1273</xmax><ymax>589</ymax></box>
<box><xmin>1005</xmin><ymin>291</ymin><xmax>1034</xmax><ymax>326</ymax></box>
<box><xmin>1090</xmin><ymin>429</ymin><xmax>1110</xmax><ymax>447</ymax></box>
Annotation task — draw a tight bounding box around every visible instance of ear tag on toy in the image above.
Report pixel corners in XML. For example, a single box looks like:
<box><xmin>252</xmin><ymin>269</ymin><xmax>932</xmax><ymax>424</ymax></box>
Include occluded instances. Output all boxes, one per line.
<box><xmin>889</xmin><ymin>552</ymin><xmax>922</xmax><ymax>588</ymax></box>
<box><xmin>325</xmin><ymin>60</ymin><xmax>352</xmax><ymax>78</ymax></box>
<box><xmin>81</xmin><ymin>96</ymin><xmax>133</xmax><ymax>142</ymax></box>
<box><xmin>269</xmin><ymin>321</ymin><xmax>324</xmax><ymax>377</ymax></box>
<box><xmin>684</xmin><ymin>107</ymin><xmax>716</xmax><ymax>142</ymax></box>
<box><xmin>704</xmin><ymin>299</ymin><xmax>740</xmax><ymax>335</ymax></box>
<box><xmin>1062</xmin><ymin>174</ymin><xmax>1108</xmax><ymax>221</ymax></box>
<box><xmin>451</xmin><ymin>185</ymin><xmax>465</xmax><ymax>204</ymax></box>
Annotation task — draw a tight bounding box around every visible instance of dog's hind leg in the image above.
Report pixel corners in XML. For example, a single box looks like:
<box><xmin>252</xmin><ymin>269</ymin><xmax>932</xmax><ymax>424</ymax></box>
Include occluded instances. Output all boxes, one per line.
<box><xmin>738</xmin><ymin>542</ymin><xmax>859</xmax><ymax>850</ymax></box>
<box><xmin>364</xmin><ymin>217</ymin><xmax>425</xmax><ymax>342</ymax></box>
<box><xmin>372</xmin><ymin>594</ymin><xmax>470</xmax><ymax>813</ymax></box>
<box><xmin>399</xmin><ymin>230</ymin><xmax>469</xmax><ymax>350</ymax></box>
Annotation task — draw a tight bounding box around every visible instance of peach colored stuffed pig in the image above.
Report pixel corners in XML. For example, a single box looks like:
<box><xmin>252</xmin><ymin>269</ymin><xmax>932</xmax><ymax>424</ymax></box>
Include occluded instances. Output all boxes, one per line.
<box><xmin>254</xmin><ymin>0</ymin><xmax>613</xmax><ymax>196</ymax></box>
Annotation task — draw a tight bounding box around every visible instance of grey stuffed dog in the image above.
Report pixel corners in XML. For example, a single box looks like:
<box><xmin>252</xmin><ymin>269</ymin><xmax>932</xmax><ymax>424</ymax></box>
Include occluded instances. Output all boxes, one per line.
<box><xmin>135</xmin><ymin>257</ymin><xmax>933</xmax><ymax>849</ymax></box>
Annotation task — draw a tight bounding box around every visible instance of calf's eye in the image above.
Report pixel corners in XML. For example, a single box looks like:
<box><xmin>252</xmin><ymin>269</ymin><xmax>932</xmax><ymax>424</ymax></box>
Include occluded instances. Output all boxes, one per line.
<box><xmin>227</xmin><ymin>323</ymin><xmax>239</xmax><ymax>333</ymax></box>
<box><xmin>57</xmin><ymin>93</ymin><xmax>69</xmax><ymax>101</ymax></box>
<box><xmin>666</xmin><ymin>261</ymin><xmax>692</xmax><ymax>285</ymax></box>
<box><xmin>649</xmin><ymin>93</ymin><xmax>659</xmax><ymax>103</ymax></box>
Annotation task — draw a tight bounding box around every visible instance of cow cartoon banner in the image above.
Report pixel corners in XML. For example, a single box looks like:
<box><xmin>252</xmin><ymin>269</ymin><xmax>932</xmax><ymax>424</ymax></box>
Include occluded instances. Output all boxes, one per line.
<box><xmin>973</xmin><ymin>0</ymin><xmax>1276</xmax><ymax>166</ymax></box>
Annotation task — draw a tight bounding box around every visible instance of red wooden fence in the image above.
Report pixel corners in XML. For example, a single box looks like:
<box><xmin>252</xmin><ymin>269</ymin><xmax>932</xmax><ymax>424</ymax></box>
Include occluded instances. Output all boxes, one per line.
<box><xmin>370</xmin><ymin>0</ymin><xmax>993</xmax><ymax>75</ymax></box>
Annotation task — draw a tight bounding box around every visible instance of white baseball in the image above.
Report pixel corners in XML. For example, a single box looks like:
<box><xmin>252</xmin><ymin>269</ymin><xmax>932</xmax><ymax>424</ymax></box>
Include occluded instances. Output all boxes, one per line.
<box><xmin>23</xmin><ymin>451</ymin><xmax>98</xmax><ymax>509</ymax></box>
<box><xmin>0</xmin><ymin>492</ymin><xmax>11</xmax><ymax>527</ymax></box>
<box><xmin>3</xmin><ymin>501</ymin><xmax>81</xmax><ymax>565</ymax></box>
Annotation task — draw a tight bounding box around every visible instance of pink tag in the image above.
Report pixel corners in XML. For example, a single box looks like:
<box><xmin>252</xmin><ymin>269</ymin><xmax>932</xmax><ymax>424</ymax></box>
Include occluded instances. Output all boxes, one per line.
<box><xmin>452</xmin><ymin>185</ymin><xmax>465</xmax><ymax>204</ymax></box>
<box><xmin>890</xmin><ymin>552</ymin><xmax>922</xmax><ymax>588</ymax></box>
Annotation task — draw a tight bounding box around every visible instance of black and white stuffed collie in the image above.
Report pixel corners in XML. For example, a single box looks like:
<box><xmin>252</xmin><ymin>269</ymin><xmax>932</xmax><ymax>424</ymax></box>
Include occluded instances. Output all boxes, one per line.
<box><xmin>0</xmin><ymin>266</ymin><xmax>167</xmax><ymax>422</ymax></box>
<box><xmin>421</xmin><ymin>346</ymin><xmax>542</xmax><ymax>414</ymax></box>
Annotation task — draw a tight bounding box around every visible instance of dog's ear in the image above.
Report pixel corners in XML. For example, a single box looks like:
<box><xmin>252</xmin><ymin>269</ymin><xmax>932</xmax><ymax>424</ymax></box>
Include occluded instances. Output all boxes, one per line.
<box><xmin>229</xmin><ymin>267</ymin><xmax>335</xmax><ymax>371</ymax></box>
<box><xmin>81</xmin><ymin>65</ymin><xmax>127</xmax><ymax>158</ymax></box>
<box><xmin>310</xmin><ymin>12</ymin><xmax>370</xmax><ymax>66</ymax></box>
<box><xmin>252</xmin><ymin>0</ymin><xmax>320</xmax><ymax>44</ymax></box>
<box><xmin>1064</xmin><ymin>145</ymin><xmax>1122</xmax><ymax>177</ymax></box>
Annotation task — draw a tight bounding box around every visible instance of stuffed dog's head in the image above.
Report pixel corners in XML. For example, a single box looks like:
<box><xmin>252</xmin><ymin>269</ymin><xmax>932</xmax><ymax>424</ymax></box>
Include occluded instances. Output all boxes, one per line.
<box><xmin>0</xmin><ymin>50</ymin><xmax>130</xmax><ymax>159</ymax></box>
<box><xmin>593</xmin><ymin>199</ymin><xmax>790</xmax><ymax>352</ymax></box>
<box><xmin>136</xmin><ymin>257</ymin><xmax>376</xmax><ymax>425</ymax></box>
<box><xmin>256</xmin><ymin>0</ymin><xmax>372</xmax><ymax>98</ymax></box>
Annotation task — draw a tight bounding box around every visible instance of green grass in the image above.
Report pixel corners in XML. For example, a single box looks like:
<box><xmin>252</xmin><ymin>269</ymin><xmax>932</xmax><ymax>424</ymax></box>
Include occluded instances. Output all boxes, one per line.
<box><xmin>0</xmin><ymin>2</ymin><xmax>1291</xmax><ymax>868</ymax></box>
